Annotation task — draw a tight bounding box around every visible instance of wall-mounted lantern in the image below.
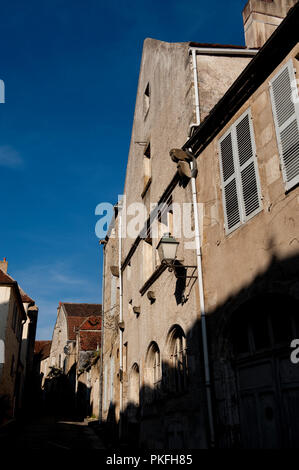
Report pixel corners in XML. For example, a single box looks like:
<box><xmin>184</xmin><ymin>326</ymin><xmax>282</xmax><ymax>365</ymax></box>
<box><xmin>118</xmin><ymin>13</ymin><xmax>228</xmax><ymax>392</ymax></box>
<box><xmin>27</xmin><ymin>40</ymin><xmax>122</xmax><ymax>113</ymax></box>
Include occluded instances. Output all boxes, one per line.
<box><xmin>157</xmin><ymin>233</ymin><xmax>179</xmax><ymax>271</ymax></box>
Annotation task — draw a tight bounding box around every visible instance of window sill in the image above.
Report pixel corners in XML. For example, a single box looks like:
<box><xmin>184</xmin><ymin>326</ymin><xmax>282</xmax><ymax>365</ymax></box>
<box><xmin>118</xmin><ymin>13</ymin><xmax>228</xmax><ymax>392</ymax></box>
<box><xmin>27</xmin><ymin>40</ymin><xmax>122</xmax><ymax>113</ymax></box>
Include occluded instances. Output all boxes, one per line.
<box><xmin>141</xmin><ymin>177</ymin><xmax>152</xmax><ymax>199</ymax></box>
<box><xmin>139</xmin><ymin>263</ymin><xmax>167</xmax><ymax>296</ymax></box>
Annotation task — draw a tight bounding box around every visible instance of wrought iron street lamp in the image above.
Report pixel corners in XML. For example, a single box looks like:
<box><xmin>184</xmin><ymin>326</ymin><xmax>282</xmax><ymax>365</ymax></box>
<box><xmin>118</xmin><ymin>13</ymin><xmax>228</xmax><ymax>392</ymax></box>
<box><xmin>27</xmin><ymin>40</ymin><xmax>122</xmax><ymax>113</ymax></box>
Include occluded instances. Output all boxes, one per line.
<box><xmin>157</xmin><ymin>233</ymin><xmax>179</xmax><ymax>270</ymax></box>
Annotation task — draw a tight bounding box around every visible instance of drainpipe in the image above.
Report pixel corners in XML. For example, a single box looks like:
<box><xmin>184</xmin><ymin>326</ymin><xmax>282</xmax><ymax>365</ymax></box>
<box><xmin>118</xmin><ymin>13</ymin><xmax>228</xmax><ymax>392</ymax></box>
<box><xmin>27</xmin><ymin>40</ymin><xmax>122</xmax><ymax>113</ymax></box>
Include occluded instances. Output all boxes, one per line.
<box><xmin>118</xmin><ymin>203</ymin><xmax>123</xmax><ymax>440</ymax></box>
<box><xmin>190</xmin><ymin>48</ymin><xmax>215</xmax><ymax>447</ymax></box>
<box><xmin>191</xmin><ymin>49</ymin><xmax>200</xmax><ymax>126</ymax></box>
<box><xmin>99</xmin><ymin>240</ymin><xmax>106</xmax><ymax>424</ymax></box>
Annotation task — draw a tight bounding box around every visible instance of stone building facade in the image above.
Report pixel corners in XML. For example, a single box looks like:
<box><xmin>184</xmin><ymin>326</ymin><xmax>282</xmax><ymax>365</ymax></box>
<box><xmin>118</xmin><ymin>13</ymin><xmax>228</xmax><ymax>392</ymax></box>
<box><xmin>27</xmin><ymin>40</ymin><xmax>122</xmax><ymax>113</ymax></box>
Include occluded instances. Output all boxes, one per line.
<box><xmin>34</xmin><ymin>340</ymin><xmax>52</xmax><ymax>388</ymax></box>
<box><xmin>100</xmin><ymin>0</ymin><xmax>299</xmax><ymax>448</ymax></box>
<box><xmin>0</xmin><ymin>259</ymin><xmax>38</xmax><ymax>422</ymax></box>
<box><xmin>46</xmin><ymin>302</ymin><xmax>102</xmax><ymax>418</ymax></box>
<box><xmin>185</xmin><ymin>1</ymin><xmax>299</xmax><ymax>448</ymax></box>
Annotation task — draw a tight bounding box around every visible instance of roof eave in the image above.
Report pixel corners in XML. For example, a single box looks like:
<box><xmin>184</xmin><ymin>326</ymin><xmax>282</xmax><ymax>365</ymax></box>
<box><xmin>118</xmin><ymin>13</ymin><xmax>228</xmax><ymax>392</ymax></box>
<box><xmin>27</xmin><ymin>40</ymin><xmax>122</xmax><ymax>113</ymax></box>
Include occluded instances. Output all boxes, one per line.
<box><xmin>184</xmin><ymin>2</ymin><xmax>299</xmax><ymax>155</ymax></box>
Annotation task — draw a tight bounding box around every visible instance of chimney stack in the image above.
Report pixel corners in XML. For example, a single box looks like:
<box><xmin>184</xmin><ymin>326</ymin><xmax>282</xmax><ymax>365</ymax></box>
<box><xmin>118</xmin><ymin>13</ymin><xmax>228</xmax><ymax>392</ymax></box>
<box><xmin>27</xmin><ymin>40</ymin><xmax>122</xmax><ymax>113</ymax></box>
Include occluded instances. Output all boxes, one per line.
<box><xmin>0</xmin><ymin>258</ymin><xmax>8</xmax><ymax>273</ymax></box>
<box><xmin>242</xmin><ymin>0</ymin><xmax>298</xmax><ymax>48</ymax></box>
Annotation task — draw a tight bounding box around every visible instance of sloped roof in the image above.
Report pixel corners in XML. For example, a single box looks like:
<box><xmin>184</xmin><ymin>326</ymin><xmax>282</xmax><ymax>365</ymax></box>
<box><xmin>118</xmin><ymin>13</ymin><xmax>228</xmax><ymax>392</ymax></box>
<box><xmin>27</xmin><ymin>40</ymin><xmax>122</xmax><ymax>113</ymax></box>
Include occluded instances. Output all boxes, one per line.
<box><xmin>60</xmin><ymin>303</ymin><xmax>102</xmax><ymax>341</ymax></box>
<box><xmin>34</xmin><ymin>340</ymin><xmax>52</xmax><ymax>359</ymax></box>
<box><xmin>78</xmin><ymin>316</ymin><xmax>101</xmax><ymax>351</ymax></box>
<box><xmin>185</xmin><ymin>2</ymin><xmax>299</xmax><ymax>154</ymax></box>
<box><xmin>79</xmin><ymin>315</ymin><xmax>101</xmax><ymax>330</ymax></box>
<box><xmin>0</xmin><ymin>268</ymin><xmax>35</xmax><ymax>304</ymax></box>
<box><xmin>79</xmin><ymin>331</ymin><xmax>101</xmax><ymax>351</ymax></box>
<box><xmin>62</xmin><ymin>303</ymin><xmax>102</xmax><ymax>317</ymax></box>
<box><xmin>0</xmin><ymin>268</ymin><xmax>15</xmax><ymax>284</ymax></box>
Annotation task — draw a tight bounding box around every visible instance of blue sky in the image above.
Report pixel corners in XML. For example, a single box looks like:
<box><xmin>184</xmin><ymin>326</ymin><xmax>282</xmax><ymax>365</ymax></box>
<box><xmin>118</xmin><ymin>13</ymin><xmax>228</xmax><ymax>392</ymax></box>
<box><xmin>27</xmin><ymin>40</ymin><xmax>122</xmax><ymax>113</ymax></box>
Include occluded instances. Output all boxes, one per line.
<box><xmin>0</xmin><ymin>0</ymin><xmax>247</xmax><ymax>339</ymax></box>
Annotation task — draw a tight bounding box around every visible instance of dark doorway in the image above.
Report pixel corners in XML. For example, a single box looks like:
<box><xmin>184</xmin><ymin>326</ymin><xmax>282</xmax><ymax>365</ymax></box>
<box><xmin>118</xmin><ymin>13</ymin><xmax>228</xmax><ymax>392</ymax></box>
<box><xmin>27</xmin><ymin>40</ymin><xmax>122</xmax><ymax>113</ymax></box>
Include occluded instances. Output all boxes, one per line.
<box><xmin>230</xmin><ymin>294</ymin><xmax>299</xmax><ymax>448</ymax></box>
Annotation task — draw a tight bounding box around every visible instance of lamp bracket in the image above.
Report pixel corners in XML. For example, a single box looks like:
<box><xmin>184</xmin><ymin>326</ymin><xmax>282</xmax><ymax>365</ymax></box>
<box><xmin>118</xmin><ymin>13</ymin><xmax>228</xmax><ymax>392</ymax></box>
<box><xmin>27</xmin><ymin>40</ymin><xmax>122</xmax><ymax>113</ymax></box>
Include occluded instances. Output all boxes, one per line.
<box><xmin>162</xmin><ymin>259</ymin><xmax>197</xmax><ymax>278</ymax></box>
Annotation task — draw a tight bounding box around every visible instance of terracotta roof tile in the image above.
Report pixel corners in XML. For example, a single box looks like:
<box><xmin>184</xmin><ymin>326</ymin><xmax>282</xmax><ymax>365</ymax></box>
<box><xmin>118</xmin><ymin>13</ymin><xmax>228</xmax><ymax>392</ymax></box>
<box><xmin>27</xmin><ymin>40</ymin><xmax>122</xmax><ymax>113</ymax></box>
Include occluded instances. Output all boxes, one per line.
<box><xmin>79</xmin><ymin>315</ymin><xmax>101</xmax><ymax>330</ymax></box>
<box><xmin>67</xmin><ymin>316</ymin><xmax>87</xmax><ymax>341</ymax></box>
<box><xmin>62</xmin><ymin>303</ymin><xmax>102</xmax><ymax>317</ymax></box>
<box><xmin>61</xmin><ymin>303</ymin><xmax>101</xmax><ymax>340</ymax></box>
<box><xmin>34</xmin><ymin>340</ymin><xmax>52</xmax><ymax>359</ymax></box>
<box><xmin>0</xmin><ymin>268</ymin><xmax>14</xmax><ymax>284</ymax></box>
<box><xmin>79</xmin><ymin>331</ymin><xmax>101</xmax><ymax>352</ymax></box>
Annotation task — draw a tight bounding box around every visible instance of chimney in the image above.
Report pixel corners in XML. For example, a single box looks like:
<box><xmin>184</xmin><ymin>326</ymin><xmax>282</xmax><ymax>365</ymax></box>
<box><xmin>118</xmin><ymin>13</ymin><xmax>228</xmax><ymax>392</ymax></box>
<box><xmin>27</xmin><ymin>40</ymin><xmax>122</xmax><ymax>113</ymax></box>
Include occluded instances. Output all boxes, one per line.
<box><xmin>0</xmin><ymin>258</ymin><xmax>8</xmax><ymax>273</ymax></box>
<box><xmin>242</xmin><ymin>0</ymin><xmax>298</xmax><ymax>48</ymax></box>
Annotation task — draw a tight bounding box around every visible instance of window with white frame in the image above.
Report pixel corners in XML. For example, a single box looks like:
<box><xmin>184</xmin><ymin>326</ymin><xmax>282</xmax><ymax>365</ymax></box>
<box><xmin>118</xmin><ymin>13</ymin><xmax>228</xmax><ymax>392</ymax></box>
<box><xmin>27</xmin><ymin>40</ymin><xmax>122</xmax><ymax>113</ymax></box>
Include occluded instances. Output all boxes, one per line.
<box><xmin>218</xmin><ymin>108</ymin><xmax>262</xmax><ymax>234</ymax></box>
<box><xmin>269</xmin><ymin>59</ymin><xmax>299</xmax><ymax>192</ymax></box>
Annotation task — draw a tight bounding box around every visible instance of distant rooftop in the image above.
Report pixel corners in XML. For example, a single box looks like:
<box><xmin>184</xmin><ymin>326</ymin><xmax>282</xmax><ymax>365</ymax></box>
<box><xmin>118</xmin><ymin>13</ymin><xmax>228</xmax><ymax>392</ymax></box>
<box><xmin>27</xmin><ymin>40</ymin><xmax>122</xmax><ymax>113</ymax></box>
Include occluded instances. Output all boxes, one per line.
<box><xmin>34</xmin><ymin>340</ymin><xmax>52</xmax><ymax>359</ymax></box>
<box><xmin>59</xmin><ymin>303</ymin><xmax>102</xmax><ymax>341</ymax></box>
<box><xmin>62</xmin><ymin>302</ymin><xmax>102</xmax><ymax>317</ymax></box>
<box><xmin>0</xmin><ymin>268</ymin><xmax>35</xmax><ymax>304</ymax></box>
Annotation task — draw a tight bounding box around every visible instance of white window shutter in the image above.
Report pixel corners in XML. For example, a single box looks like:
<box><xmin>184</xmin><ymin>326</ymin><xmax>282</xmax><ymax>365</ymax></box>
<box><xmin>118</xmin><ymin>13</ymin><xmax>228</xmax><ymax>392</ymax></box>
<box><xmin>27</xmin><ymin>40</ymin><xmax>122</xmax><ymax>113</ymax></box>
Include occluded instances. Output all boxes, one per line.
<box><xmin>269</xmin><ymin>60</ymin><xmax>299</xmax><ymax>191</ymax></box>
<box><xmin>235</xmin><ymin>110</ymin><xmax>261</xmax><ymax>221</ymax></box>
<box><xmin>219</xmin><ymin>131</ymin><xmax>242</xmax><ymax>233</ymax></box>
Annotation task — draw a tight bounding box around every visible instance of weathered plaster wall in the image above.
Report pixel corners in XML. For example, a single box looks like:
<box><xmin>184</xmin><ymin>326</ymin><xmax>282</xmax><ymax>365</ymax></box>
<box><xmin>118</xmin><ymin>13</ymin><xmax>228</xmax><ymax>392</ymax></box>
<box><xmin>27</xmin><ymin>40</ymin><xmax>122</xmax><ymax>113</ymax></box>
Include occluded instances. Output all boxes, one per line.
<box><xmin>0</xmin><ymin>288</ymin><xmax>22</xmax><ymax>415</ymax></box>
<box><xmin>101</xmin><ymin>223</ymin><xmax>120</xmax><ymax>425</ymax></box>
<box><xmin>196</xmin><ymin>54</ymin><xmax>252</xmax><ymax>121</ymax></box>
<box><xmin>101</xmin><ymin>37</ymin><xmax>257</xmax><ymax>448</ymax></box>
<box><xmin>49</xmin><ymin>305</ymin><xmax>68</xmax><ymax>370</ymax></box>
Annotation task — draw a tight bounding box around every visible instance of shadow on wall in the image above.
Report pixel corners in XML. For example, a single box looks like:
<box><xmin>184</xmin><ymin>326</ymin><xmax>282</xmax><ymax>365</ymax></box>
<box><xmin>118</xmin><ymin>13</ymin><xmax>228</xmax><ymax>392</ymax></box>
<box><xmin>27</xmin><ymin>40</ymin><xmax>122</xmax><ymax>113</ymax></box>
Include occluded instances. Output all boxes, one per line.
<box><xmin>30</xmin><ymin>363</ymin><xmax>90</xmax><ymax>422</ymax></box>
<box><xmin>101</xmin><ymin>248</ymin><xmax>299</xmax><ymax>449</ymax></box>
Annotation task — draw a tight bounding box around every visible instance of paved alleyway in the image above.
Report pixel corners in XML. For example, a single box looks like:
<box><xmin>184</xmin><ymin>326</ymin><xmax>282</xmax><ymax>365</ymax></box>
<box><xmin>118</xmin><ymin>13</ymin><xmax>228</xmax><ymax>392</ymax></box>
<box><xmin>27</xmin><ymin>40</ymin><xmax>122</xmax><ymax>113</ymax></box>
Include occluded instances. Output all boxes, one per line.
<box><xmin>0</xmin><ymin>416</ymin><xmax>106</xmax><ymax>450</ymax></box>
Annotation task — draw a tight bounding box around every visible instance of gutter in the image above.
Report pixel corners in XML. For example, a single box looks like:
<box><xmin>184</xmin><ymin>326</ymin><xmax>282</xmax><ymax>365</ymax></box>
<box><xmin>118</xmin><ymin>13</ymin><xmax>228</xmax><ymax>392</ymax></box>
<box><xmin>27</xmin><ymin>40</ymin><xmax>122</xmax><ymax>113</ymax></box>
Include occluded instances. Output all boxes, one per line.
<box><xmin>189</xmin><ymin>46</ymin><xmax>258</xmax><ymax>57</ymax></box>
<box><xmin>185</xmin><ymin>1</ymin><xmax>299</xmax><ymax>155</ymax></box>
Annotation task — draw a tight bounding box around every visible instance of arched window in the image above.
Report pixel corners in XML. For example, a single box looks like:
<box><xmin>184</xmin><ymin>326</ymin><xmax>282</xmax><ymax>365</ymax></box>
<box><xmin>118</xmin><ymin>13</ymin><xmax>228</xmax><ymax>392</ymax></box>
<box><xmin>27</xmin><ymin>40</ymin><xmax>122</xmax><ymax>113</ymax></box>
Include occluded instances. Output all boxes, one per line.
<box><xmin>145</xmin><ymin>342</ymin><xmax>161</xmax><ymax>401</ymax></box>
<box><xmin>129</xmin><ymin>363</ymin><xmax>140</xmax><ymax>407</ymax></box>
<box><xmin>167</xmin><ymin>325</ymin><xmax>187</xmax><ymax>393</ymax></box>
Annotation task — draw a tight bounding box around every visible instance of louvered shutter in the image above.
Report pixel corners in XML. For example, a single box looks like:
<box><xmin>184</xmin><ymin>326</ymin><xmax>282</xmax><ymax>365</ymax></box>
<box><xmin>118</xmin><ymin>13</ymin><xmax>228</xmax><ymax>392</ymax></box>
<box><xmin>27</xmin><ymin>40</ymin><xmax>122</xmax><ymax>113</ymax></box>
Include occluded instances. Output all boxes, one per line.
<box><xmin>219</xmin><ymin>130</ymin><xmax>242</xmax><ymax>233</ymax></box>
<box><xmin>235</xmin><ymin>110</ymin><xmax>261</xmax><ymax>221</ymax></box>
<box><xmin>269</xmin><ymin>60</ymin><xmax>299</xmax><ymax>191</ymax></box>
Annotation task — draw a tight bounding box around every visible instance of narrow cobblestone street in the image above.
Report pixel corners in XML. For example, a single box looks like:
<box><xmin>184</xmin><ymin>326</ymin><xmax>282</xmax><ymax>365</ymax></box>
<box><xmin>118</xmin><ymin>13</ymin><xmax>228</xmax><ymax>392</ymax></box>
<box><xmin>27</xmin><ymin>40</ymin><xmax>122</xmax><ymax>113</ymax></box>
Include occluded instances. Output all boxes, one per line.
<box><xmin>0</xmin><ymin>416</ymin><xmax>106</xmax><ymax>450</ymax></box>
